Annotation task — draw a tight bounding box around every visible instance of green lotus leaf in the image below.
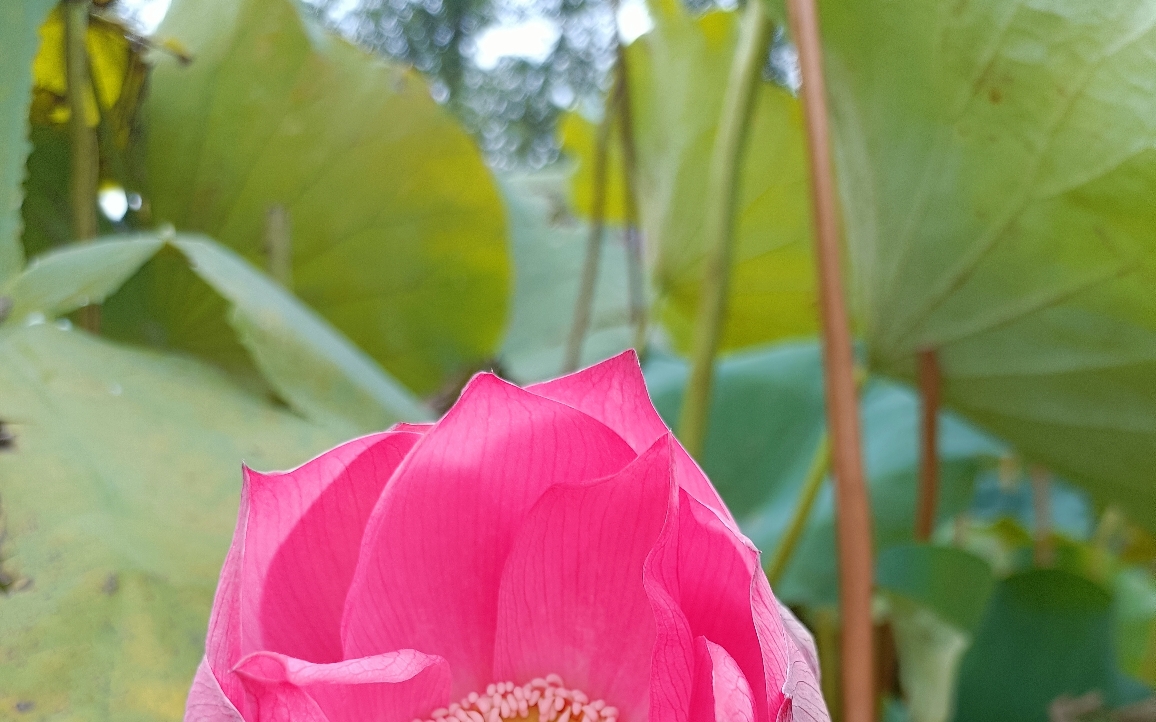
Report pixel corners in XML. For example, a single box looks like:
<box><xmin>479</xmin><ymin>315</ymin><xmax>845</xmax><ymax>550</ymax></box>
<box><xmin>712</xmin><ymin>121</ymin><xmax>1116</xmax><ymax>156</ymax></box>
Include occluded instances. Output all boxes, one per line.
<box><xmin>816</xmin><ymin>0</ymin><xmax>1156</xmax><ymax>528</ymax></box>
<box><xmin>0</xmin><ymin>323</ymin><xmax>343</xmax><ymax>718</ymax></box>
<box><xmin>4</xmin><ymin>233</ymin><xmax>429</xmax><ymax>434</ymax></box>
<box><xmin>0</xmin><ymin>0</ymin><xmax>58</xmax><ymax>282</ymax></box>
<box><xmin>956</xmin><ymin>569</ymin><xmax>1142</xmax><ymax>721</ymax></box>
<box><xmin>136</xmin><ymin>0</ymin><xmax>510</xmax><ymax>394</ymax></box>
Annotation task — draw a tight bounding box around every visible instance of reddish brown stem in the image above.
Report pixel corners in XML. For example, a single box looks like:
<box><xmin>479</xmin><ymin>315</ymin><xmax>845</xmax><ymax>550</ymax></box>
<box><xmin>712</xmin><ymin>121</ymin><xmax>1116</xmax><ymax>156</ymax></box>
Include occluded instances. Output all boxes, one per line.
<box><xmin>785</xmin><ymin>0</ymin><xmax>876</xmax><ymax>720</ymax></box>
<box><xmin>915</xmin><ymin>349</ymin><xmax>941</xmax><ymax>541</ymax></box>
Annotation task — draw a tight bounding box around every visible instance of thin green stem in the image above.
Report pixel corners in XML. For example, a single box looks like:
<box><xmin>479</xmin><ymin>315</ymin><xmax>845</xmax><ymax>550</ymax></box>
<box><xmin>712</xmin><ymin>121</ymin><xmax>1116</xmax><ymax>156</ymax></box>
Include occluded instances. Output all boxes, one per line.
<box><xmin>65</xmin><ymin>0</ymin><xmax>100</xmax><ymax>332</ymax></box>
<box><xmin>264</xmin><ymin>205</ymin><xmax>293</xmax><ymax>289</ymax></box>
<box><xmin>563</xmin><ymin>73</ymin><xmax>622</xmax><ymax>373</ymax></box>
<box><xmin>677</xmin><ymin>0</ymin><xmax>772</xmax><ymax>459</ymax></box>
<box><xmin>814</xmin><ymin>608</ymin><xmax>843</xmax><ymax>722</ymax></box>
<box><xmin>614</xmin><ymin>44</ymin><xmax>648</xmax><ymax>358</ymax></box>
<box><xmin>1031</xmin><ymin>466</ymin><xmax>1054</xmax><ymax>567</ymax></box>
<box><xmin>766</xmin><ymin>433</ymin><xmax>830</xmax><ymax>585</ymax></box>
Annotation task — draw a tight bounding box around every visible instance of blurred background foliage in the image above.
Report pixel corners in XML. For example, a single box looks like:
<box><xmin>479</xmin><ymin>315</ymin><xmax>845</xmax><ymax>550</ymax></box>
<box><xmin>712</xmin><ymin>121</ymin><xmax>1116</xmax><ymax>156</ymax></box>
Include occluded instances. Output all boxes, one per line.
<box><xmin>0</xmin><ymin>0</ymin><xmax>1154</xmax><ymax>720</ymax></box>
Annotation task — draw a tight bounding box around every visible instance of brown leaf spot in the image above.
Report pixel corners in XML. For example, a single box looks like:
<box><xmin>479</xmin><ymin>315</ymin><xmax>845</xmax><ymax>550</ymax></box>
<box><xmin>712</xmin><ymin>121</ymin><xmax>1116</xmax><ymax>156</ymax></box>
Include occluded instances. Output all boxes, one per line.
<box><xmin>102</xmin><ymin>573</ymin><xmax>120</xmax><ymax>595</ymax></box>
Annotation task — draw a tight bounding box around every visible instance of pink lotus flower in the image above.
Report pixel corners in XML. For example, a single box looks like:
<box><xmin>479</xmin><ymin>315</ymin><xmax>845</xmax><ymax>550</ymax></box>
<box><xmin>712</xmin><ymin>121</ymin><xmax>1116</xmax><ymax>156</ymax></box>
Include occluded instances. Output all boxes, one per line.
<box><xmin>186</xmin><ymin>351</ymin><xmax>829</xmax><ymax>722</ymax></box>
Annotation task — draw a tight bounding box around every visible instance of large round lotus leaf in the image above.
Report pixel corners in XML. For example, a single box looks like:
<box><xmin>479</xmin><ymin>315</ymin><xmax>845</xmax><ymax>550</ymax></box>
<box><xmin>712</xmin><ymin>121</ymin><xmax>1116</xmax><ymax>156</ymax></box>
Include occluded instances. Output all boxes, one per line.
<box><xmin>562</xmin><ymin>0</ymin><xmax>818</xmax><ymax>352</ymax></box>
<box><xmin>0</xmin><ymin>324</ymin><xmax>342</xmax><ymax>719</ymax></box>
<box><xmin>134</xmin><ymin>0</ymin><xmax>509</xmax><ymax>394</ymax></box>
<box><xmin>808</xmin><ymin>0</ymin><xmax>1156</xmax><ymax>528</ymax></box>
<box><xmin>955</xmin><ymin>569</ymin><xmax>1133</xmax><ymax>722</ymax></box>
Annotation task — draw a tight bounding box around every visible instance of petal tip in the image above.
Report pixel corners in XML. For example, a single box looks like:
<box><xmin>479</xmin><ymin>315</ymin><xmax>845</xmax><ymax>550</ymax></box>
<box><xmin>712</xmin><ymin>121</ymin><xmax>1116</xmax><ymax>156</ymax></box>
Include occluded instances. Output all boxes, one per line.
<box><xmin>232</xmin><ymin>651</ymin><xmax>289</xmax><ymax>684</ymax></box>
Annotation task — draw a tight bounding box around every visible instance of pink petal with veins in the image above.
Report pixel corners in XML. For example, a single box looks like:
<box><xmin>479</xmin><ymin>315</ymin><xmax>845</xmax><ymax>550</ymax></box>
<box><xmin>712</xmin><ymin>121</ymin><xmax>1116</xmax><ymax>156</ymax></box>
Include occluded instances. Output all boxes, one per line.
<box><xmin>234</xmin><ymin>650</ymin><xmax>451</xmax><ymax>722</ymax></box>
<box><xmin>531</xmin><ymin>351</ymin><xmax>737</xmax><ymax>528</ymax></box>
<box><xmin>189</xmin><ymin>355</ymin><xmax>831</xmax><ymax>722</ymax></box>
<box><xmin>248</xmin><ymin>432</ymin><xmax>420</xmax><ymax>663</ymax></box>
<box><xmin>197</xmin><ymin>431</ymin><xmax>418</xmax><ymax>710</ymax></box>
<box><xmin>185</xmin><ymin>658</ymin><xmax>244</xmax><ymax>722</ymax></box>
<box><xmin>690</xmin><ymin>638</ymin><xmax>757</xmax><ymax>722</ymax></box>
<box><xmin>527</xmin><ymin>350</ymin><xmax>669</xmax><ymax>454</ymax></box>
<box><xmin>492</xmin><ymin>436</ymin><xmax>677</xmax><ymax>720</ymax></box>
<box><xmin>342</xmin><ymin>373</ymin><xmax>637</xmax><ymax>696</ymax></box>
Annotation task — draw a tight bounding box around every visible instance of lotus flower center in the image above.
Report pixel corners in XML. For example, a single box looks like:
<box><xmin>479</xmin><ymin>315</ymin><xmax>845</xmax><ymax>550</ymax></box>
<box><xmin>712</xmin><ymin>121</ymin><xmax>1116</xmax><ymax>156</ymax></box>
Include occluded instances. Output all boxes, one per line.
<box><xmin>417</xmin><ymin>674</ymin><xmax>618</xmax><ymax>722</ymax></box>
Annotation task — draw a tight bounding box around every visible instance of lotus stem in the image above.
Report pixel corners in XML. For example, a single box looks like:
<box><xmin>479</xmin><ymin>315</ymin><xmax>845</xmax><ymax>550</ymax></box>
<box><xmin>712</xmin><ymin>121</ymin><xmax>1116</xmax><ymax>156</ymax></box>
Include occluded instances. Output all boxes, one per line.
<box><xmin>1090</xmin><ymin>506</ymin><xmax>1123</xmax><ymax>582</ymax></box>
<box><xmin>264</xmin><ymin>205</ymin><xmax>293</xmax><ymax>289</ymax></box>
<box><xmin>767</xmin><ymin>432</ymin><xmax>830</xmax><ymax>585</ymax></box>
<box><xmin>814</xmin><ymin>607</ymin><xmax>843</xmax><ymax>721</ymax></box>
<box><xmin>785</xmin><ymin>0</ymin><xmax>876</xmax><ymax>718</ymax></box>
<box><xmin>65</xmin><ymin>0</ymin><xmax>100</xmax><ymax>332</ymax></box>
<box><xmin>677</xmin><ymin>0</ymin><xmax>772</xmax><ymax>459</ymax></box>
<box><xmin>615</xmin><ymin>44</ymin><xmax>648</xmax><ymax>359</ymax></box>
<box><xmin>563</xmin><ymin>74</ymin><xmax>622</xmax><ymax>373</ymax></box>
<box><xmin>915</xmin><ymin>348</ymin><xmax>941</xmax><ymax>540</ymax></box>
<box><xmin>1031</xmin><ymin>466</ymin><xmax>1054</xmax><ymax>567</ymax></box>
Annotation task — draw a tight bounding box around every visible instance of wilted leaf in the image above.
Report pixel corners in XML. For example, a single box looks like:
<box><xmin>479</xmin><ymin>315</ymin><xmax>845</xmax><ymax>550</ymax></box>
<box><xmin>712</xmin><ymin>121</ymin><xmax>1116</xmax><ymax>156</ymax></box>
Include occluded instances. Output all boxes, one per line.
<box><xmin>0</xmin><ymin>323</ymin><xmax>343</xmax><ymax>719</ymax></box>
<box><xmin>0</xmin><ymin>0</ymin><xmax>58</xmax><ymax>283</ymax></box>
<box><xmin>29</xmin><ymin>7</ymin><xmax>146</xmax><ymax>130</ymax></box>
<box><xmin>138</xmin><ymin>0</ymin><xmax>510</xmax><ymax>394</ymax></box>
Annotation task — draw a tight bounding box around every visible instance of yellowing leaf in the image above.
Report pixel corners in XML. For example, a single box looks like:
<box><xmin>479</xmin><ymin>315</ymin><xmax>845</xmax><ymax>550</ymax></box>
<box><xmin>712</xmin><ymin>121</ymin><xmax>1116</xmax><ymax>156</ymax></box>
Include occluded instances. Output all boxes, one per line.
<box><xmin>559</xmin><ymin>112</ymin><xmax>628</xmax><ymax>224</ymax></box>
<box><xmin>29</xmin><ymin>8</ymin><xmax>143</xmax><ymax>129</ymax></box>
